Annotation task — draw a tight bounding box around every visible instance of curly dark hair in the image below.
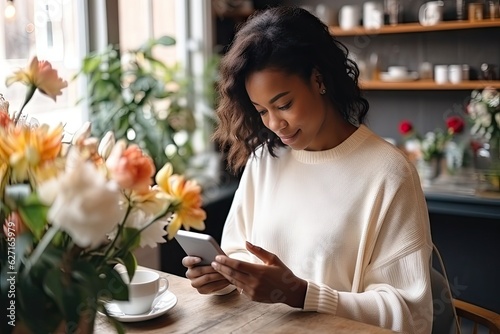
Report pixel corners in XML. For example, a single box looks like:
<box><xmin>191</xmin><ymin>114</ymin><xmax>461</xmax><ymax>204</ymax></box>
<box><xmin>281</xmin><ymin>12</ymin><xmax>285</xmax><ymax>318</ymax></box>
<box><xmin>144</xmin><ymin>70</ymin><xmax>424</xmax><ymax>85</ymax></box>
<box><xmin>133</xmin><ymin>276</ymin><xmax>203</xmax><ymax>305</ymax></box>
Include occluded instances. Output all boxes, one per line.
<box><xmin>212</xmin><ymin>6</ymin><xmax>369</xmax><ymax>173</ymax></box>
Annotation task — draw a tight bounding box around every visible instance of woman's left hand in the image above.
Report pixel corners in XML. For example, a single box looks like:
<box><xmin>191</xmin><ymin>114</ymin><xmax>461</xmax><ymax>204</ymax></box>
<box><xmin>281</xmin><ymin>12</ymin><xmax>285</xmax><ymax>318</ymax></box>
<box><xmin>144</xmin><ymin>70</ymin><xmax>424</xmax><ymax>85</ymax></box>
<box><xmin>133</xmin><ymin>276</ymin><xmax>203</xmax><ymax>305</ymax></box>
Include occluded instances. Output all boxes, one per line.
<box><xmin>211</xmin><ymin>241</ymin><xmax>307</xmax><ymax>308</ymax></box>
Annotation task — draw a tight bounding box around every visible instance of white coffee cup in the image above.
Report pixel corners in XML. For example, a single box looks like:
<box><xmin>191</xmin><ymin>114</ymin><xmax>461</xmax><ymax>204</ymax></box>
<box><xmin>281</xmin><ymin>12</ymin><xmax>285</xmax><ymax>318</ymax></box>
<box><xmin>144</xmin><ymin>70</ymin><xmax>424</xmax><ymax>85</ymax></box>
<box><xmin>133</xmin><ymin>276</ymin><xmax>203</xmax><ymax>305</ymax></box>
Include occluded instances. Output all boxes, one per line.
<box><xmin>448</xmin><ymin>64</ymin><xmax>463</xmax><ymax>84</ymax></box>
<box><xmin>115</xmin><ymin>270</ymin><xmax>169</xmax><ymax>315</ymax></box>
<box><xmin>434</xmin><ymin>65</ymin><xmax>448</xmax><ymax>84</ymax></box>
<box><xmin>339</xmin><ymin>5</ymin><xmax>360</xmax><ymax>30</ymax></box>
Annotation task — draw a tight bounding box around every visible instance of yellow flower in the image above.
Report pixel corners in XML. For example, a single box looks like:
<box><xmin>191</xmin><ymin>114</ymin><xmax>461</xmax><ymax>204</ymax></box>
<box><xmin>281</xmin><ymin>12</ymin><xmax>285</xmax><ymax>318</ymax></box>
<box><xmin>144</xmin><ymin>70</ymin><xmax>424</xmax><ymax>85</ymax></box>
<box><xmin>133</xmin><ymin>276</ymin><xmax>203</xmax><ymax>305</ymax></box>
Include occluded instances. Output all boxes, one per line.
<box><xmin>156</xmin><ymin>163</ymin><xmax>206</xmax><ymax>239</ymax></box>
<box><xmin>0</xmin><ymin>123</ymin><xmax>64</xmax><ymax>187</ymax></box>
<box><xmin>5</xmin><ymin>56</ymin><xmax>68</xmax><ymax>101</ymax></box>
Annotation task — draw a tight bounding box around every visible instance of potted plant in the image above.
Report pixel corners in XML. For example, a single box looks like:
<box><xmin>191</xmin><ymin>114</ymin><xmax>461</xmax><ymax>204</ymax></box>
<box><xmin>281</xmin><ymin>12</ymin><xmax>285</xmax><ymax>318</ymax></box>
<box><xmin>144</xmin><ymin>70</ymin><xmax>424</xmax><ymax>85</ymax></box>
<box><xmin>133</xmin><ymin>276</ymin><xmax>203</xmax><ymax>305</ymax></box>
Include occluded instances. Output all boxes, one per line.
<box><xmin>77</xmin><ymin>36</ymin><xmax>196</xmax><ymax>173</ymax></box>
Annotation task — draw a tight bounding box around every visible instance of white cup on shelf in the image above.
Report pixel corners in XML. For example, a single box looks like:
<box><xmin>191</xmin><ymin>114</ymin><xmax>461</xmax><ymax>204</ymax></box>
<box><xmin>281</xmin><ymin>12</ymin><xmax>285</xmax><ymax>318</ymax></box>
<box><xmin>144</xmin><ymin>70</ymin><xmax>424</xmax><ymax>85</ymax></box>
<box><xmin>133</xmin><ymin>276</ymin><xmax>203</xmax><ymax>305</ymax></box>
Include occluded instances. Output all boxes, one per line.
<box><xmin>434</xmin><ymin>65</ymin><xmax>448</xmax><ymax>84</ymax></box>
<box><xmin>339</xmin><ymin>5</ymin><xmax>360</xmax><ymax>30</ymax></box>
<box><xmin>448</xmin><ymin>65</ymin><xmax>463</xmax><ymax>84</ymax></box>
<box><xmin>363</xmin><ymin>2</ymin><xmax>384</xmax><ymax>29</ymax></box>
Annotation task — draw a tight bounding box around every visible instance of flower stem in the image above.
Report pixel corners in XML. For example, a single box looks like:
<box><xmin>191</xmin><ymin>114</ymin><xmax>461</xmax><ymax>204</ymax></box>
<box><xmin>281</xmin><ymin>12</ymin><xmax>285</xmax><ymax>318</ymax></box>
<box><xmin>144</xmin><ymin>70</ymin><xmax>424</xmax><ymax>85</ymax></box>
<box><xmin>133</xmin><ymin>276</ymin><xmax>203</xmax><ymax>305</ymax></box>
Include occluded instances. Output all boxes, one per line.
<box><xmin>101</xmin><ymin>202</ymin><xmax>133</xmax><ymax>263</ymax></box>
<box><xmin>14</xmin><ymin>85</ymin><xmax>36</xmax><ymax>124</ymax></box>
<box><xmin>24</xmin><ymin>225</ymin><xmax>59</xmax><ymax>273</ymax></box>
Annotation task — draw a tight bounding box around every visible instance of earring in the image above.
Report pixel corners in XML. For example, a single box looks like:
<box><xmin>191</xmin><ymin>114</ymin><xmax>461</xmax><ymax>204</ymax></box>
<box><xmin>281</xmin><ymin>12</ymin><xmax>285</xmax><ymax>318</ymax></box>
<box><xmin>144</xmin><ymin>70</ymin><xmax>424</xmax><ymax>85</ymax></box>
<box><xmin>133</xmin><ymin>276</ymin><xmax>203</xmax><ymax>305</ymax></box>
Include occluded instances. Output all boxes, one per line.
<box><xmin>320</xmin><ymin>88</ymin><xmax>327</xmax><ymax>95</ymax></box>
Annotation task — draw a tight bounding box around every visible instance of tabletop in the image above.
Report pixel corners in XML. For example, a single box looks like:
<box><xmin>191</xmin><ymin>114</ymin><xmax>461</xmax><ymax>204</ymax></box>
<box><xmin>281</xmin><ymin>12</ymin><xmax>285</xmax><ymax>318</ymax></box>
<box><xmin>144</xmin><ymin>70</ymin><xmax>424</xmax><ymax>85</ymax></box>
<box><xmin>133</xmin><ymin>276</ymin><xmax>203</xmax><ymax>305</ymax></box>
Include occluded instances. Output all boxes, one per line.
<box><xmin>95</xmin><ymin>272</ymin><xmax>395</xmax><ymax>333</ymax></box>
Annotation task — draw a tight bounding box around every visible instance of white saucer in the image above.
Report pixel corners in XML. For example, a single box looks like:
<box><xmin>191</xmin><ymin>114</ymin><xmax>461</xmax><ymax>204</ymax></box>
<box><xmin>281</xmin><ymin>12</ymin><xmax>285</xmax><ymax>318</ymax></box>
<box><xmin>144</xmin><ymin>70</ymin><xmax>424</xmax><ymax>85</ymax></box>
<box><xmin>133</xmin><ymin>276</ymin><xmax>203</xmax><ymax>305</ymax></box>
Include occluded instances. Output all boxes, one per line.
<box><xmin>100</xmin><ymin>290</ymin><xmax>177</xmax><ymax>322</ymax></box>
<box><xmin>380</xmin><ymin>71</ymin><xmax>419</xmax><ymax>82</ymax></box>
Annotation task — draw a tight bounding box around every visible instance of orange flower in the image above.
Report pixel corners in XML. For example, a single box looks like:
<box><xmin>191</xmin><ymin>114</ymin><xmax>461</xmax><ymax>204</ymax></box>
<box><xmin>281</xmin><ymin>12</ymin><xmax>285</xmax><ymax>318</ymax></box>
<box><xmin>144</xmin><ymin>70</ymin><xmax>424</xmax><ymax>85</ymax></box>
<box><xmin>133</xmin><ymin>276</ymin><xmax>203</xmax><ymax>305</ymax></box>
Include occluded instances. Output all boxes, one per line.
<box><xmin>0</xmin><ymin>123</ymin><xmax>64</xmax><ymax>185</ymax></box>
<box><xmin>5</xmin><ymin>56</ymin><xmax>68</xmax><ymax>101</ymax></box>
<box><xmin>106</xmin><ymin>141</ymin><xmax>156</xmax><ymax>194</ymax></box>
<box><xmin>156</xmin><ymin>163</ymin><xmax>206</xmax><ymax>239</ymax></box>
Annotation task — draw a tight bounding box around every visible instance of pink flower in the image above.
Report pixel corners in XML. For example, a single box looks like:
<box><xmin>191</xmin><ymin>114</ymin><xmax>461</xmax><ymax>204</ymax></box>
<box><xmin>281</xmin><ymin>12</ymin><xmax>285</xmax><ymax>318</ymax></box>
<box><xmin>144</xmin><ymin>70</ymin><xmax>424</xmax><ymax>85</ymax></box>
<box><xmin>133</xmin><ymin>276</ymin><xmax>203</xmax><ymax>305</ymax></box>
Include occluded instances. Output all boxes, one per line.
<box><xmin>106</xmin><ymin>141</ymin><xmax>156</xmax><ymax>194</ymax></box>
<box><xmin>0</xmin><ymin>111</ymin><xmax>11</xmax><ymax>128</ymax></box>
<box><xmin>5</xmin><ymin>56</ymin><xmax>68</xmax><ymax>101</ymax></box>
<box><xmin>3</xmin><ymin>212</ymin><xmax>27</xmax><ymax>237</ymax></box>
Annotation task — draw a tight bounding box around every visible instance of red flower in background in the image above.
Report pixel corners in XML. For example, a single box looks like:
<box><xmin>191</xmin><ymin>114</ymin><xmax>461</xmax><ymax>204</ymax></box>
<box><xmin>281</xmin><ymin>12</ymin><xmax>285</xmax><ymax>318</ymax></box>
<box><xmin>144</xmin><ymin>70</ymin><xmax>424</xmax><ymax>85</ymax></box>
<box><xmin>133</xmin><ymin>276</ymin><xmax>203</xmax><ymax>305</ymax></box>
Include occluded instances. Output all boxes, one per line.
<box><xmin>446</xmin><ymin>116</ymin><xmax>465</xmax><ymax>134</ymax></box>
<box><xmin>399</xmin><ymin>120</ymin><xmax>414</xmax><ymax>135</ymax></box>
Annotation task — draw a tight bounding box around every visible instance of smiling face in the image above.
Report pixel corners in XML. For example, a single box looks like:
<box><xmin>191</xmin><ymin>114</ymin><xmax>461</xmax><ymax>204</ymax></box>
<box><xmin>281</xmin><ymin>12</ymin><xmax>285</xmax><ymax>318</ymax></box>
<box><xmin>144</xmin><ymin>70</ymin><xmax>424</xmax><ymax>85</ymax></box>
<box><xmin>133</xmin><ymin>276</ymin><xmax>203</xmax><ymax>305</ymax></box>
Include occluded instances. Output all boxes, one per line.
<box><xmin>245</xmin><ymin>68</ymin><xmax>347</xmax><ymax>151</ymax></box>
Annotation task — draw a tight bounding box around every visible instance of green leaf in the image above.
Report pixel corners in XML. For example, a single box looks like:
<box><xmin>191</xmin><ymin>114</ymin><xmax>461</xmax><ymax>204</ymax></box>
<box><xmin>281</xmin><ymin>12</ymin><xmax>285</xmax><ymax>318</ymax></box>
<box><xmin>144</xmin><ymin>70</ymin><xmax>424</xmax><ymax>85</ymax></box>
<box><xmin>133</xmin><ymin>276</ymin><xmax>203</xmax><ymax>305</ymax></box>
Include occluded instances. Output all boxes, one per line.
<box><xmin>101</xmin><ymin>266</ymin><xmax>129</xmax><ymax>301</ymax></box>
<box><xmin>155</xmin><ymin>35</ymin><xmax>176</xmax><ymax>47</ymax></box>
<box><xmin>17</xmin><ymin>195</ymin><xmax>49</xmax><ymax>240</ymax></box>
<box><xmin>119</xmin><ymin>251</ymin><xmax>137</xmax><ymax>283</ymax></box>
<box><xmin>43</xmin><ymin>267</ymin><xmax>65</xmax><ymax>310</ymax></box>
<box><xmin>82</xmin><ymin>56</ymin><xmax>102</xmax><ymax>73</ymax></box>
<box><xmin>18</xmin><ymin>269</ymin><xmax>62</xmax><ymax>333</ymax></box>
<box><xmin>120</xmin><ymin>227</ymin><xmax>141</xmax><ymax>250</ymax></box>
<box><xmin>72</xmin><ymin>260</ymin><xmax>101</xmax><ymax>289</ymax></box>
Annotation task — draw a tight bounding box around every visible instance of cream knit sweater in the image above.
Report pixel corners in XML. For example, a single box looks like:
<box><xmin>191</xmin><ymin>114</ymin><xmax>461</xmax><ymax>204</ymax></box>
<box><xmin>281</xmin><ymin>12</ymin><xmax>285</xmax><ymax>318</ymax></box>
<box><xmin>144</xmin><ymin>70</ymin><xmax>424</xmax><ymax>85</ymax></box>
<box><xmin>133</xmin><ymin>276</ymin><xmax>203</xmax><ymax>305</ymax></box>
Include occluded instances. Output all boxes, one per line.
<box><xmin>220</xmin><ymin>125</ymin><xmax>433</xmax><ymax>333</ymax></box>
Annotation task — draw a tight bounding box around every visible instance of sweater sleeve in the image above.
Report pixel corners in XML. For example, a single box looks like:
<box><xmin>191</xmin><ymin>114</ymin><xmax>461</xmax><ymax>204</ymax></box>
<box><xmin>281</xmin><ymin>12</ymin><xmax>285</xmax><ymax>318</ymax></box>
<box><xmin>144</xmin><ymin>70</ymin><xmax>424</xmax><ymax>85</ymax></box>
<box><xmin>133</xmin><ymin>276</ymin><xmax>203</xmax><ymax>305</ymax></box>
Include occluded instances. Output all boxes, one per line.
<box><xmin>304</xmin><ymin>249</ymin><xmax>432</xmax><ymax>333</ymax></box>
<box><xmin>304</xmin><ymin>167</ymin><xmax>433</xmax><ymax>334</ymax></box>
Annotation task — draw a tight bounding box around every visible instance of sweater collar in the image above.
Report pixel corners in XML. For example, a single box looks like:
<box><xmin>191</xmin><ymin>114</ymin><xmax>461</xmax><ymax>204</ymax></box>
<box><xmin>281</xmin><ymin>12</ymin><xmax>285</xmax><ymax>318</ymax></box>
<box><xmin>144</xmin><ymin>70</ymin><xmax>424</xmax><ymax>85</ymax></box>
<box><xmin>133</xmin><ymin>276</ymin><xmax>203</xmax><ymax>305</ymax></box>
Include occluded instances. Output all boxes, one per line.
<box><xmin>290</xmin><ymin>125</ymin><xmax>371</xmax><ymax>164</ymax></box>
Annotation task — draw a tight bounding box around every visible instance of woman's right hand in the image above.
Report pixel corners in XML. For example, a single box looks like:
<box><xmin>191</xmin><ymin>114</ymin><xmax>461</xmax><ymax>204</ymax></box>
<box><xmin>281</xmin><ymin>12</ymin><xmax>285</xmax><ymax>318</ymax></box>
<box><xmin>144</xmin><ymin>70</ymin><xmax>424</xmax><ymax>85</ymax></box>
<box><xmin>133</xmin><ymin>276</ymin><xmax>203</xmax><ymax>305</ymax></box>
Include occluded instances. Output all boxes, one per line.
<box><xmin>182</xmin><ymin>256</ymin><xmax>231</xmax><ymax>294</ymax></box>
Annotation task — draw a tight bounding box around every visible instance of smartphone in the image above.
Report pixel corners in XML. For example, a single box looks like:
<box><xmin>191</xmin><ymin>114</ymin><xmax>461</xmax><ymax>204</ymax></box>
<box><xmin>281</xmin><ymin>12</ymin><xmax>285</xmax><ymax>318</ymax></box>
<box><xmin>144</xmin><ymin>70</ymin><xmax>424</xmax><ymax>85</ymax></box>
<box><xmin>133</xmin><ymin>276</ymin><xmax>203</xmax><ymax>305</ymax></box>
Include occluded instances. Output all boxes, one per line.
<box><xmin>174</xmin><ymin>230</ymin><xmax>226</xmax><ymax>266</ymax></box>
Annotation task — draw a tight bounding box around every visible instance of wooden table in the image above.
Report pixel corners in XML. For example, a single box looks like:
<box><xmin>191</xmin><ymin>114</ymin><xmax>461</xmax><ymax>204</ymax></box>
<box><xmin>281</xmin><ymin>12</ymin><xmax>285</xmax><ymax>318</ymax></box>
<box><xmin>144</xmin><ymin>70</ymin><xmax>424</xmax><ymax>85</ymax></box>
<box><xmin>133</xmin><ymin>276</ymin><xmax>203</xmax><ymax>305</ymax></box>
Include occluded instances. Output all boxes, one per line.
<box><xmin>95</xmin><ymin>273</ymin><xmax>395</xmax><ymax>333</ymax></box>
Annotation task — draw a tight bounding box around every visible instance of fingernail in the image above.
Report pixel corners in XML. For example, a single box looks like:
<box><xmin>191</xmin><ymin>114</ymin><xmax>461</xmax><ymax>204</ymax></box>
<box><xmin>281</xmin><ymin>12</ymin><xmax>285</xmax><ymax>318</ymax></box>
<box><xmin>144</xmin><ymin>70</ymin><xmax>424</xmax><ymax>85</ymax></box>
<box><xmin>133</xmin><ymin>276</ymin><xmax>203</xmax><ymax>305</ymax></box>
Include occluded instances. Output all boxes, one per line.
<box><xmin>193</xmin><ymin>257</ymin><xmax>201</xmax><ymax>263</ymax></box>
<box><xmin>211</xmin><ymin>262</ymin><xmax>219</xmax><ymax>270</ymax></box>
<box><xmin>215</xmin><ymin>255</ymin><xmax>223</xmax><ymax>262</ymax></box>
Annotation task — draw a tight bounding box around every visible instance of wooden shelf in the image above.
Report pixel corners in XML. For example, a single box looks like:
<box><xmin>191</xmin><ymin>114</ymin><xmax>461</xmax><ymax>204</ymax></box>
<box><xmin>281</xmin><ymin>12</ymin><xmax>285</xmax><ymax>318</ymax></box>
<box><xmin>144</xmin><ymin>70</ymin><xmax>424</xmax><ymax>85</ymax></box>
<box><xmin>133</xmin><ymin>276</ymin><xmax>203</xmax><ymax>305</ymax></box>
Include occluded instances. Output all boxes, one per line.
<box><xmin>330</xmin><ymin>19</ymin><xmax>500</xmax><ymax>36</ymax></box>
<box><xmin>360</xmin><ymin>80</ymin><xmax>500</xmax><ymax>90</ymax></box>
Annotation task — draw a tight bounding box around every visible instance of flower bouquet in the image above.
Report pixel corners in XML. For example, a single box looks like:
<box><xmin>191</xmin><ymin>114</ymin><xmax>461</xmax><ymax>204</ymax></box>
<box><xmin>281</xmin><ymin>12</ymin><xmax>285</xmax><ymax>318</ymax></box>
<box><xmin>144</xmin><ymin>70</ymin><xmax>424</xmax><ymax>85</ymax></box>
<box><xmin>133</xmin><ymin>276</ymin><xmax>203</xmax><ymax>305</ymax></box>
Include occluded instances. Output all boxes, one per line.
<box><xmin>0</xmin><ymin>57</ymin><xmax>206</xmax><ymax>334</ymax></box>
<box><xmin>398</xmin><ymin>116</ymin><xmax>465</xmax><ymax>183</ymax></box>
<box><xmin>398</xmin><ymin>116</ymin><xmax>464</xmax><ymax>162</ymax></box>
<box><xmin>467</xmin><ymin>87</ymin><xmax>500</xmax><ymax>191</ymax></box>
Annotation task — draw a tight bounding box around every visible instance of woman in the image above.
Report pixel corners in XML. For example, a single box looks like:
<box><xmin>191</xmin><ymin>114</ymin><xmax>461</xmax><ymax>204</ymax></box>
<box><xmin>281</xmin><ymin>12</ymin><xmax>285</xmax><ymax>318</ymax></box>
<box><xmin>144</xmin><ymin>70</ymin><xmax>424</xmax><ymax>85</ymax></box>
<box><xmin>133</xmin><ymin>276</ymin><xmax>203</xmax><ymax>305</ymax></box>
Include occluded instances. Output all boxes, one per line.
<box><xmin>183</xmin><ymin>6</ymin><xmax>433</xmax><ymax>333</ymax></box>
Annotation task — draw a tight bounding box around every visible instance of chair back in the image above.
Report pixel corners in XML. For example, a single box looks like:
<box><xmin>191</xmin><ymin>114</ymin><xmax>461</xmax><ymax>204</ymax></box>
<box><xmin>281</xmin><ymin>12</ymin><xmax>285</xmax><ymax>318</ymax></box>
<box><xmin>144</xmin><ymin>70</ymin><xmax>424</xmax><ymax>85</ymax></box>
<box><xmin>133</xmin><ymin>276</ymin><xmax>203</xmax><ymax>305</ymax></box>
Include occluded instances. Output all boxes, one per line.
<box><xmin>431</xmin><ymin>267</ymin><xmax>457</xmax><ymax>334</ymax></box>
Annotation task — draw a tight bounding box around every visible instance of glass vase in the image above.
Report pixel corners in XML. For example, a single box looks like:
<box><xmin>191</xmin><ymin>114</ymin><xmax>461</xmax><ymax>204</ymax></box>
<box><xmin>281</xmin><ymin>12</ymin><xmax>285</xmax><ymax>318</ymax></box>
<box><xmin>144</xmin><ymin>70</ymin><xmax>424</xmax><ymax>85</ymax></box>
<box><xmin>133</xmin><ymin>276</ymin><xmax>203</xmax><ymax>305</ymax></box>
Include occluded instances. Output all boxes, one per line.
<box><xmin>418</xmin><ymin>157</ymin><xmax>441</xmax><ymax>187</ymax></box>
<box><xmin>474</xmin><ymin>135</ymin><xmax>500</xmax><ymax>194</ymax></box>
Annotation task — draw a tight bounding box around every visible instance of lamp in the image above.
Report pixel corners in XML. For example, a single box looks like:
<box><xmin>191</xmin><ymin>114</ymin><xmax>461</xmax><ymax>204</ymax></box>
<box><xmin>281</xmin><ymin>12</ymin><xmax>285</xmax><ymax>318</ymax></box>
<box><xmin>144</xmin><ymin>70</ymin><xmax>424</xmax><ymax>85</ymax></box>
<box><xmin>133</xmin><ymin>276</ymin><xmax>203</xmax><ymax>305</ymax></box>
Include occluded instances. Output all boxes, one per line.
<box><xmin>4</xmin><ymin>0</ymin><xmax>15</xmax><ymax>19</ymax></box>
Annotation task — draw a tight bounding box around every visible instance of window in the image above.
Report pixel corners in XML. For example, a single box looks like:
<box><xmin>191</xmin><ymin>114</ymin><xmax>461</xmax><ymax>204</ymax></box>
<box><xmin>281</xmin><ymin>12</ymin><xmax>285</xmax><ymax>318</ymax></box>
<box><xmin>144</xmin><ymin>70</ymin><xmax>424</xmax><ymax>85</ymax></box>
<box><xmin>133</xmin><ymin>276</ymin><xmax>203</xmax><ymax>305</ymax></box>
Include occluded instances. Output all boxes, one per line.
<box><xmin>116</xmin><ymin>0</ymin><xmax>215</xmax><ymax>153</ymax></box>
<box><xmin>1</xmin><ymin>0</ymin><xmax>215</xmax><ymax>150</ymax></box>
<box><xmin>0</xmin><ymin>0</ymin><xmax>88</xmax><ymax>133</ymax></box>
<box><xmin>118</xmin><ymin>0</ymin><xmax>178</xmax><ymax>66</ymax></box>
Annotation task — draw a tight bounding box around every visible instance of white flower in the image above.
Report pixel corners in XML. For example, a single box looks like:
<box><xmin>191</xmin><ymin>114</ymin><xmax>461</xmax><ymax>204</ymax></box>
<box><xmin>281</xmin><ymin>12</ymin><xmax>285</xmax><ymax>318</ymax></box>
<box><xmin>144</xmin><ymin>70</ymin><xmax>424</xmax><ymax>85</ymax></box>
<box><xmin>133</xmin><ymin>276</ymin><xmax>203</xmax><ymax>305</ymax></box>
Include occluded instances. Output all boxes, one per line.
<box><xmin>123</xmin><ymin>190</ymin><xmax>172</xmax><ymax>248</ymax></box>
<box><xmin>482</xmin><ymin>87</ymin><xmax>499</xmax><ymax>103</ymax></box>
<box><xmin>488</xmin><ymin>95</ymin><xmax>500</xmax><ymax>108</ymax></box>
<box><xmin>124</xmin><ymin>209</ymin><xmax>170</xmax><ymax>248</ymax></box>
<box><xmin>71</xmin><ymin>121</ymin><xmax>92</xmax><ymax>145</ymax></box>
<box><xmin>38</xmin><ymin>161</ymin><xmax>124</xmax><ymax>248</ymax></box>
<box><xmin>475</xmin><ymin>102</ymin><xmax>489</xmax><ymax>118</ymax></box>
<box><xmin>98</xmin><ymin>131</ymin><xmax>115</xmax><ymax>159</ymax></box>
<box><xmin>480</xmin><ymin>113</ymin><xmax>492</xmax><ymax>128</ymax></box>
